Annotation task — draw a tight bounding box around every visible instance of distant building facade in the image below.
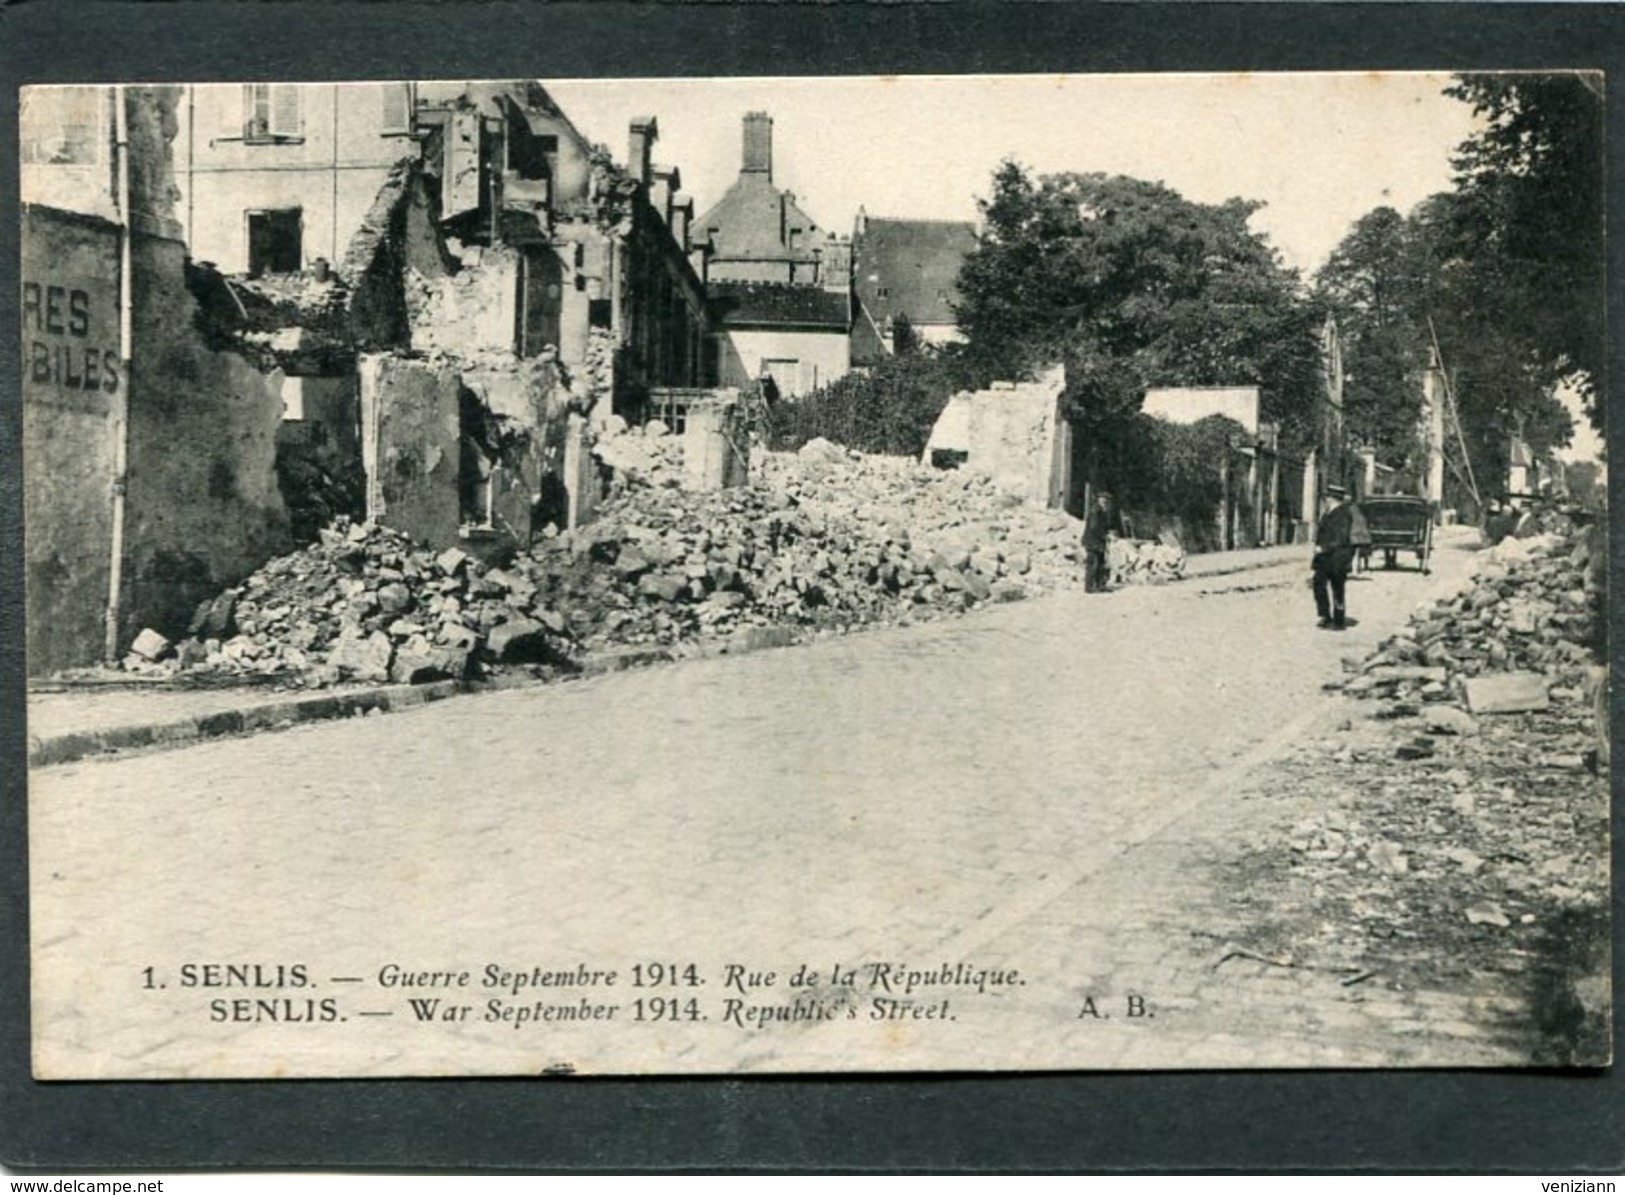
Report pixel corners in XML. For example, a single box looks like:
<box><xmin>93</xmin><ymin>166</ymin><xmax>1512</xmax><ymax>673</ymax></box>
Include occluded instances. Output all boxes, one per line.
<box><xmin>695</xmin><ymin>112</ymin><xmax>833</xmax><ymax>286</ymax></box>
<box><xmin>695</xmin><ymin>112</ymin><xmax>853</xmax><ymax>396</ymax></box>
<box><xmin>709</xmin><ymin>281</ymin><xmax>851</xmax><ymax>397</ymax></box>
<box><xmin>175</xmin><ymin>82</ymin><xmax>434</xmax><ymax>276</ymax></box>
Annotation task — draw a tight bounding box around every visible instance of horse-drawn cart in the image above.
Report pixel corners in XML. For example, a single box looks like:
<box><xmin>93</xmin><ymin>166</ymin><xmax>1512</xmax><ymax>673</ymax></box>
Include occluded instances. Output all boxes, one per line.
<box><xmin>1358</xmin><ymin>495</ymin><xmax>1435</xmax><ymax>574</ymax></box>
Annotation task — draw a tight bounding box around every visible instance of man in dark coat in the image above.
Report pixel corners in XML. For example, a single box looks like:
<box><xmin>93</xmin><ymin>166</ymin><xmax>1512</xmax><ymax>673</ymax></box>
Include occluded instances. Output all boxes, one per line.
<box><xmin>1312</xmin><ymin>485</ymin><xmax>1371</xmax><ymax>629</ymax></box>
<box><xmin>1082</xmin><ymin>491</ymin><xmax>1120</xmax><ymax>593</ymax></box>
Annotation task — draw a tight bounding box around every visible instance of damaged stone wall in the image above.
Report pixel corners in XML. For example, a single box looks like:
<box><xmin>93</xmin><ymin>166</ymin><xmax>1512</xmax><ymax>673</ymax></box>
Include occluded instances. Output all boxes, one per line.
<box><xmin>359</xmin><ymin>354</ymin><xmax>462</xmax><ymax>548</ymax></box>
<box><xmin>682</xmin><ymin>392</ymin><xmax>750</xmax><ymax>491</ymax></box>
<box><xmin>407</xmin><ymin>242</ymin><xmax>522</xmax><ymax>357</ymax></box>
<box><xmin>922</xmin><ymin>365</ymin><xmax>1072</xmax><ymax>508</ymax></box>
<box><xmin>123</xmin><ymin>85</ymin><xmax>185</xmax><ymax>241</ymax></box>
<box><xmin>121</xmin><ymin>231</ymin><xmax>293</xmax><ymax>649</ymax></box>
<box><xmin>24</xmin><ymin>167</ymin><xmax>296</xmax><ymax>673</ymax></box>
<box><xmin>21</xmin><ymin>207</ymin><xmax>123</xmax><ymax>675</ymax></box>
<box><xmin>461</xmin><ymin>353</ymin><xmax>576</xmax><ymax>534</ymax></box>
<box><xmin>341</xmin><ymin>156</ymin><xmax>432</xmax><ymax>351</ymax></box>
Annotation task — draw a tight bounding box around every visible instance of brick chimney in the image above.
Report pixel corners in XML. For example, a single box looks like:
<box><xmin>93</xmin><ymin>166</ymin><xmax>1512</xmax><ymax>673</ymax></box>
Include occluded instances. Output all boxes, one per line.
<box><xmin>671</xmin><ymin>192</ymin><xmax>693</xmax><ymax>252</ymax></box>
<box><xmin>628</xmin><ymin>116</ymin><xmax>658</xmax><ymax>186</ymax></box>
<box><xmin>742</xmin><ymin>111</ymin><xmax>772</xmax><ymax>180</ymax></box>
<box><xmin>652</xmin><ymin>164</ymin><xmax>680</xmax><ymax>225</ymax></box>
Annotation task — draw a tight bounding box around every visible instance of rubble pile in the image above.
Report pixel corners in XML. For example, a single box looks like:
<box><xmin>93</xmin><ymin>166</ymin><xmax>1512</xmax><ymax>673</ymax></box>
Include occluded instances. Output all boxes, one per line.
<box><xmin>755</xmin><ymin>438</ymin><xmax>1086</xmax><ymax>595</ymax></box>
<box><xmin>121</xmin><ymin>427</ymin><xmax>1093</xmax><ymax>687</ymax></box>
<box><xmin>120</xmin><ymin>518</ymin><xmax>572</xmax><ymax>688</ymax></box>
<box><xmin>528</xmin><ymin>430</ymin><xmax>1088</xmax><ymax>649</ymax></box>
<box><xmin>1232</xmin><ymin>694</ymin><xmax>1610</xmax><ymax>1063</ymax></box>
<box><xmin>1107</xmin><ymin>536</ymin><xmax>1187</xmax><ymax>585</ymax></box>
<box><xmin>1223</xmin><ymin>513</ymin><xmax>1608</xmax><ymax>1063</ymax></box>
<box><xmin>1330</xmin><ymin>516</ymin><xmax>1604</xmax><ymax>738</ymax></box>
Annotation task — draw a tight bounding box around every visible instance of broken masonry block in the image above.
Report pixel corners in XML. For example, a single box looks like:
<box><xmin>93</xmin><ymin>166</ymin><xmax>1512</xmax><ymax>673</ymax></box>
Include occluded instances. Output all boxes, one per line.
<box><xmin>1424</xmin><ymin>707</ymin><xmax>1480</xmax><ymax>737</ymax></box>
<box><xmin>130</xmin><ymin>628</ymin><xmax>172</xmax><ymax>661</ymax></box>
<box><xmin>1462</xmin><ymin>672</ymin><xmax>1550</xmax><ymax>715</ymax></box>
<box><xmin>485</xmin><ymin>617</ymin><xmax>556</xmax><ymax>663</ymax></box>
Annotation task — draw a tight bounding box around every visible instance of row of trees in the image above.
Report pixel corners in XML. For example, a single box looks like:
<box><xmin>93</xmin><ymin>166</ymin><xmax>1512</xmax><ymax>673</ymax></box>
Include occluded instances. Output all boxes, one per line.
<box><xmin>780</xmin><ymin>74</ymin><xmax>1602</xmax><ymax>524</ymax></box>
<box><xmin>1317</xmin><ymin>75</ymin><xmax>1603</xmax><ymax>507</ymax></box>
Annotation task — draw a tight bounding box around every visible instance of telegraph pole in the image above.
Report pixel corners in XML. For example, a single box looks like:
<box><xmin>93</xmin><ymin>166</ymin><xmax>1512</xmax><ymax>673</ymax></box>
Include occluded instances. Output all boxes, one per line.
<box><xmin>1423</xmin><ymin>343</ymin><xmax>1446</xmax><ymax>513</ymax></box>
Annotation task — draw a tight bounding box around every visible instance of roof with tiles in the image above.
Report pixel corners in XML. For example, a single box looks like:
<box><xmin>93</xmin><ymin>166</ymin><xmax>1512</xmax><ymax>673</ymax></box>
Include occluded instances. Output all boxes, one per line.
<box><xmin>709</xmin><ymin>281</ymin><xmax>850</xmax><ymax>329</ymax></box>
<box><xmin>852</xmin><ymin>216</ymin><xmax>977</xmax><ymax>330</ymax></box>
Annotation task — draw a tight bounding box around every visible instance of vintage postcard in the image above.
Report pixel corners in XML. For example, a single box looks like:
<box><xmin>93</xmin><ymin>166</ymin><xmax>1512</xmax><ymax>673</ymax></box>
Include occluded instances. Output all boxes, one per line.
<box><xmin>22</xmin><ymin>72</ymin><xmax>1608</xmax><ymax>1080</ymax></box>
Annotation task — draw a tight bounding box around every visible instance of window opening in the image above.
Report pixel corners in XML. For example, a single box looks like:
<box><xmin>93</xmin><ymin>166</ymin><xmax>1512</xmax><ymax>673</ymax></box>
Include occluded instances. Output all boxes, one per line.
<box><xmin>247</xmin><ymin>209</ymin><xmax>303</xmax><ymax>276</ymax></box>
<box><xmin>243</xmin><ymin>84</ymin><xmax>302</xmax><ymax>142</ymax></box>
<box><xmin>380</xmin><ymin>82</ymin><xmax>416</xmax><ymax>136</ymax></box>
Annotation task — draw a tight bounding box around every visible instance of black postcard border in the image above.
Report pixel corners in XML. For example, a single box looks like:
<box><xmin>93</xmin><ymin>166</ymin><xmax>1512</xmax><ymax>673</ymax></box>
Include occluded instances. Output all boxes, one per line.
<box><xmin>0</xmin><ymin>0</ymin><xmax>1621</xmax><ymax>1174</ymax></box>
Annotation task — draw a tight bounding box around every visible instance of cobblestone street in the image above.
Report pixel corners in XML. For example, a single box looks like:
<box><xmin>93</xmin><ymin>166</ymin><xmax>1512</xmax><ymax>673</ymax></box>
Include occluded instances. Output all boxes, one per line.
<box><xmin>31</xmin><ymin>532</ymin><xmax>1562</xmax><ymax>1077</ymax></box>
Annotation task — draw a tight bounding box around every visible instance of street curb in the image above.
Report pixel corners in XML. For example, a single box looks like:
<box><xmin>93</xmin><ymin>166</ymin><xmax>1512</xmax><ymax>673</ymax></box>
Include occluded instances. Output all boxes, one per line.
<box><xmin>25</xmin><ymin>553</ymin><xmax>1312</xmax><ymax>769</ymax></box>
<box><xmin>27</xmin><ymin>626</ymin><xmax>815</xmax><ymax>767</ymax></box>
<box><xmin>1181</xmin><ymin>548</ymin><xmax>1308</xmax><ymax>581</ymax></box>
<box><xmin>28</xmin><ymin>680</ymin><xmax>460</xmax><ymax>768</ymax></box>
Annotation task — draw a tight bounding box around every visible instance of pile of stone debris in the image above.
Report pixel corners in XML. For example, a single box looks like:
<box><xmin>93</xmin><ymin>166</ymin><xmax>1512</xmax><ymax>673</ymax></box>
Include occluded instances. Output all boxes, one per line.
<box><xmin>1222</xmin><ymin>512</ymin><xmax>1609</xmax><ymax>1063</ymax></box>
<box><xmin>121</xmin><ymin>518</ymin><xmax>573</xmax><ymax>688</ymax></box>
<box><xmin>1327</xmin><ymin>511</ymin><xmax>1605</xmax><ymax>762</ymax></box>
<box><xmin>1107</xmin><ymin>535</ymin><xmax>1187</xmax><ymax>585</ymax></box>
<box><xmin>117</xmin><ymin>429</ymin><xmax>1092</xmax><ymax>688</ymax></box>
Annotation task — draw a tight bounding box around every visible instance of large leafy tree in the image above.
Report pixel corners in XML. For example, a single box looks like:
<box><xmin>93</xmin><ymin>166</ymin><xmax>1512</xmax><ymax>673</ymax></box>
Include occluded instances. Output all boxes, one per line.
<box><xmin>955</xmin><ymin>164</ymin><xmax>1323</xmax><ymax>455</ymax></box>
<box><xmin>1313</xmin><ymin>206</ymin><xmax>1436</xmax><ymax>469</ymax></box>
<box><xmin>1315</xmin><ymin>70</ymin><xmax>1602</xmax><ymax>507</ymax></box>
<box><xmin>1444</xmin><ymin>73</ymin><xmax>1605</xmax><ymax>421</ymax></box>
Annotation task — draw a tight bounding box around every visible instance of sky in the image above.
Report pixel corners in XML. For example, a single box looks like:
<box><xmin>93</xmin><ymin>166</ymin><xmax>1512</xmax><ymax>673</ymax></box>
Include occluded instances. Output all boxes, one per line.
<box><xmin>547</xmin><ymin>73</ymin><xmax>1484</xmax><ymax>276</ymax></box>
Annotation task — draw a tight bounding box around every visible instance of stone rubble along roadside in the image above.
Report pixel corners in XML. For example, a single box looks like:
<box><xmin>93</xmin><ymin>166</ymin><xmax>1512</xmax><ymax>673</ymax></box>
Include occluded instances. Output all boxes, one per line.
<box><xmin>1228</xmin><ymin>510</ymin><xmax>1608</xmax><ymax>1064</ymax></box>
<box><xmin>1325</xmin><ymin>507</ymin><xmax>1605</xmax><ymax>755</ymax></box>
<box><xmin>106</xmin><ymin>426</ymin><xmax>1191</xmax><ymax>691</ymax></box>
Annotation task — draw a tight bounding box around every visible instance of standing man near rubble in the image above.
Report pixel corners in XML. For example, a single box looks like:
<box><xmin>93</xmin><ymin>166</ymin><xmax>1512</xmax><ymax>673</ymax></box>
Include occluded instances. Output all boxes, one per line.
<box><xmin>1311</xmin><ymin>484</ymin><xmax>1370</xmax><ymax>629</ymax></box>
<box><xmin>1082</xmin><ymin>490</ymin><xmax>1120</xmax><ymax>593</ymax></box>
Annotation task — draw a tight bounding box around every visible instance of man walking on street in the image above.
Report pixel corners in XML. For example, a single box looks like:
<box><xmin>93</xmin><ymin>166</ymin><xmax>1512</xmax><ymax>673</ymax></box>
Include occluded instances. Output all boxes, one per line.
<box><xmin>1312</xmin><ymin>484</ymin><xmax>1370</xmax><ymax>629</ymax></box>
<box><xmin>1083</xmin><ymin>490</ymin><xmax>1120</xmax><ymax>593</ymax></box>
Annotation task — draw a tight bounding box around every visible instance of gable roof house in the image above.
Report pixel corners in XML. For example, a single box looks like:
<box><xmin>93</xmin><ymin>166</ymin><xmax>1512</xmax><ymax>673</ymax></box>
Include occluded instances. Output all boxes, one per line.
<box><xmin>693</xmin><ymin>111</ymin><xmax>853</xmax><ymax>396</ymax></box>
<box><xmin>850</xmin><ymin>211</ymin><xmax>977</xmax><ymax>364</ymax></box>
<box><xmin>695</xmin><ymin>111</ymin><xmax>825</xmax><ymax>286</ymax></box>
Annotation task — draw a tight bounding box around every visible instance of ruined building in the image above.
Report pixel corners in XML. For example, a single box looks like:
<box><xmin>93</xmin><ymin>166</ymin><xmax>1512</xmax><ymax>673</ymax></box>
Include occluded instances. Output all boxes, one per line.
<box><xmin>22</xmin><ymin>84</ymin><xmax>295</xmax><ymax>675</ymax></box>
<box><xmin>21</xmin><ymin>81</ymin><xmax>716</xmax><ymax>675</ymax></box>
<box><xmin>174</xmin><ymin>81</ymin><xmax>711</xmax><ymax>415</ymax></box>
<box><xmin>181</xmin><ymin>78</ymin><xmax>715</xmax><ymax>547</ymax></box>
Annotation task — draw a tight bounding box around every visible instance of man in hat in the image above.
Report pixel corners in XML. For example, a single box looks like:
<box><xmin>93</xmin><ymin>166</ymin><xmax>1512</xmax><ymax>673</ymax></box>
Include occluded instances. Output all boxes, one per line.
<box><xmin>1312</xmin><ymin>484</ymin><xmax>1371</xmax><ymax>629</ymax></box>
<box><xmin>1082</xmin><ymin>490</ymin><xmax>1120</xmax><ymax>593</ymax></box>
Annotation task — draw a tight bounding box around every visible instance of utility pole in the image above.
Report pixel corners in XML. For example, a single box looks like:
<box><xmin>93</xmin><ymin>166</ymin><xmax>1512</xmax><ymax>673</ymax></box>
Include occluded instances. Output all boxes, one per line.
<box><xmin>1427</xmin><ymin>317</ymin><xmax>1482</xmax><ymax>516</ymax></box>
<box><xmin>1423</xmin><ymin>343</ymin><xmax>1446</xmax><ymax>513</ymax></box>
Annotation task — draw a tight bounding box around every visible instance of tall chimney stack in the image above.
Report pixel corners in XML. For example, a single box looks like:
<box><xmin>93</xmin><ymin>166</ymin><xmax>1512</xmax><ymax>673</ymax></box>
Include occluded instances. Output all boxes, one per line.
<box><xmin>628</xmin><ymin>116</ymin><xmax>658</xmax><ymax>187</ymax></box>
<box><xmin>742</xmin><ymin>111</ymin><xmax>772</xmax><ymax>180</ymax></box>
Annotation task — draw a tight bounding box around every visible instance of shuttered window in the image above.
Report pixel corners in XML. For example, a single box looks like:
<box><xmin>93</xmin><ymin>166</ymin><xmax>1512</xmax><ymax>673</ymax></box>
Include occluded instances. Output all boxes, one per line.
<box><xmin>242</xmin><ymin>84</ymin><xmax>303</xmax><ymax>142</ymax></box>
<box><xmin>380</xmin><ymin>82</ymin><xmax>414</xmax><ymax>135</ymax></box>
